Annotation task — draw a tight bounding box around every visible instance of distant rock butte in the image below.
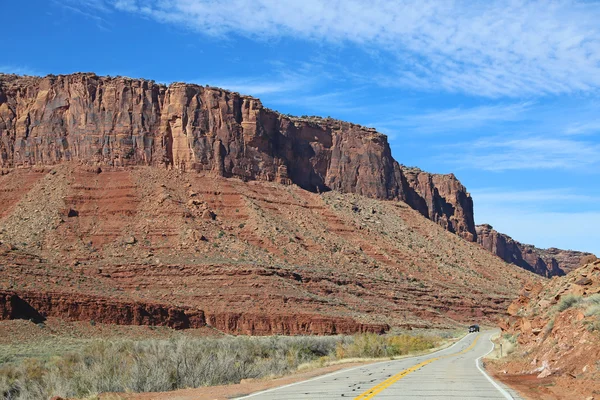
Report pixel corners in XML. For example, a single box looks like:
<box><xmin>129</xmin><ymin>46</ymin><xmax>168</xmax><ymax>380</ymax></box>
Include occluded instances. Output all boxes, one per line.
<box><xmin>476</xmin><ymin>224</ymin><xmax>594</xmax><ymax>277</ymax></box>
<box><xmin>0</xmin><ymin>73</ymin><xmax>476</xmax><ymax>241</ymax></box>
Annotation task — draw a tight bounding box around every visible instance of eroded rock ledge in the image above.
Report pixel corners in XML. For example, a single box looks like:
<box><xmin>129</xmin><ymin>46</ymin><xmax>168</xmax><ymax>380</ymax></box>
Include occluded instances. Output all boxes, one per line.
<box><xmin>0</xmin><ymin>73</ymin><xmax>476</xmax><ymax>241</ymax></box>
<box><xmin>0</xmin><ymin>290</ymin><xmax>389</xmax><ymax>335</ymax></box>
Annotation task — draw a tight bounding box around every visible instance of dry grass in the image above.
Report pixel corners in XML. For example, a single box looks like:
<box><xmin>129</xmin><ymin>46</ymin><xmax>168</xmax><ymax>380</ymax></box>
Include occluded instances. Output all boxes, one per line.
<box><xmin>0</xmin><ymin>333</ymin><xmax>445</xmax><ymax>400</ymax></box>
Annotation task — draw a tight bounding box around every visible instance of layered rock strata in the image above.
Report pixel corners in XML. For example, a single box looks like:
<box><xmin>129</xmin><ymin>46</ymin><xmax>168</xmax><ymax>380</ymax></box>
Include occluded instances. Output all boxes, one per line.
<box><xmin>0</xmin><ymin>290</ymin><xmax>389</xmax><ymax>335</ymax></box>
<box><xmin>0</xmin><ymin>73</ymin><xmax>476</xmax><ymax>241</ymax></box>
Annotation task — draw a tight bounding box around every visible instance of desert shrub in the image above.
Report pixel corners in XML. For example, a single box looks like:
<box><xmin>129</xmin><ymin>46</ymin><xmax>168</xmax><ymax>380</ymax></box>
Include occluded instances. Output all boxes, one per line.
<box><xmin>584</xmin><ymin>294</ymin><xmax>600</xmax><ymax>317</ymax></box>
<box><xmin>335</xmin><ymin>333</ymin><xmax>439</xmax><ymax>359</ymax></box>
<box><xmin>0</xmin><ymin>335</ymin><xmax>342</xmax><ymax>399</ymax></box>
<box><xmin>585</xmin><ymin>304</ymin><xmax>600</xmax><ymax>317</ymax></box>
<box><xmin>0</xmin><ymin>333</ymin><xmax>445</xmax><ymax>399</ymax></box>
<box><xmin>543</xmin><ymin>319</ymin><xmax>555</xmax><ymax>335</ymax></box>
<box><xmin>583</xmin><ymin>319</ymin><xmax>600</xmax><ymax>332</ymax></box>
<box><xmin>584</xmin><ymin>293</ymin><xmax>600</xmax><ymax>306</ymax></box>
<box><xmin>557</xmin><ymin>294</ymin><xmax>582</xmax><ymax>312</ymax></box>
<box><xmin>502</xmin><ymin>333</ymin><xmax>519</xmax><ymax>344</ymax></box>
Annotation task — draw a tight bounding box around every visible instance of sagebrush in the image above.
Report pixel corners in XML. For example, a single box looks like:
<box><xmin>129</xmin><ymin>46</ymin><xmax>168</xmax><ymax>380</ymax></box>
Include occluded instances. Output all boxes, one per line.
<box><xmin>1</xmin><ymin>333</ymin><xmax>441</xmax><ymax>400</ymax></box>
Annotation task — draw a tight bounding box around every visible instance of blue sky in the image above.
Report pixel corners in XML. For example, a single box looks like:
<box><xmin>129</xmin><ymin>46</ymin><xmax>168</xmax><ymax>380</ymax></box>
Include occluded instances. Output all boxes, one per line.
<box><xmin>2</xmin><ymin>0</ymin><xmax>600</xmax><ymax>254</ymax></box>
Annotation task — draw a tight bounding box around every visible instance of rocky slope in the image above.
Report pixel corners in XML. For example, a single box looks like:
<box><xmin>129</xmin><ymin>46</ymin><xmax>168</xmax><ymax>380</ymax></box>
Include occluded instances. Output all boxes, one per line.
<box><xmin>476</xmin><ymin>224</ymin><xmax>594</xmax><ymax>277</ymax></box>
<box><xmin>0</xmin><ymin>165</ymin><xmax>538</xmax><ymax>334</ymax></box>
<box><xmin>0</xmin><ymin>73</ymin><xmax>475</xmax><ymax>241</ymax></box>
<box><xmin>491</xmin><ymin>258</ymin><xmax>600</xmax><ymax>399</ymax></box>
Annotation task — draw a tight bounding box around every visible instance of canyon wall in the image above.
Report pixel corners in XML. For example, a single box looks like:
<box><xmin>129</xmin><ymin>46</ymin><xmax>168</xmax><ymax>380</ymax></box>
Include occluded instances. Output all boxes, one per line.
<box><xmin>0</xmin><ymin>290</ymin><xmax>389</xmax><ymax>335</ymax></box>
<box><xmin>0</xmin><ymin>73</ymin><xmax>476</xmax><ymax>241</ymax></box>
<box><xmin>476</xmin><ymin>224</ymin><xmax>594</xmax><ymax>277</ymax></box>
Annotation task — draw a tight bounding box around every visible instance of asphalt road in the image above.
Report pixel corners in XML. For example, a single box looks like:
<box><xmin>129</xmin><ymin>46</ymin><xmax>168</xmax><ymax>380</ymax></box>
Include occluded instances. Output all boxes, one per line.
<box><xmin>237</xmin><ymin>330</ymin><xmax>522</xmax><ymax>400</ymax></box>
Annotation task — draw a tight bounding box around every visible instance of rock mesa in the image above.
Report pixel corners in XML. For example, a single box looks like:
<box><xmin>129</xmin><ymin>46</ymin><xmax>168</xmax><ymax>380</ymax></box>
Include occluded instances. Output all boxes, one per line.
<box><xmin>0</xmin><ymin>73</ymin><xmax>476</xmax><ymax>241</ymax></box>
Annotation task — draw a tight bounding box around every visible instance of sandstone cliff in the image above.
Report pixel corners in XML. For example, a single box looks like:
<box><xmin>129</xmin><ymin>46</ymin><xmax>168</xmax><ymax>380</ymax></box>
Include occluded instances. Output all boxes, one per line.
<box><xmin>476</xmin><ymin>224</ymin><xmax>594</xmax><ymax>277</ymax></box>
<box><xmin>0</xmin><ymin>290</ymin><xmax>388</xmax><ymax>335</ymax></box>
<box><xmin>0</xmin><ymin>73</ymin><xmax>476</xmax><ymax>241</ymax></box>
<box><xmin>402</xmin><ymin>166</ymin><xmax>476</xmax><ymax>242</ymax></box>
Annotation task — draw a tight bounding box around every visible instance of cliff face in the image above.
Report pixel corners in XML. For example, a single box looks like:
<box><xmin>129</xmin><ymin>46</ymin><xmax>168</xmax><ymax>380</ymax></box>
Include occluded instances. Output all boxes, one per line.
<box><xmin>536</xmin><ymin>247</ymin><xmax>597</xmax><ymax>274</ymax></box>
<box><xmin>0</xmin><ymin>290</ymin><xmax>389</xmax><ymax>335</ymax></box>
<box><xmin>0</xmin><ymin>73</ymin><xmax>476</xmax><ymax>241</ymax></box>
<box><xmin>476</xmin><ymin>224</ymin><xmax>594</xmax><ymax>277</ymax></box>
<box><xmin>401</xmin><ymin>167</ymin><xmax>476</xmax><ymax>242</ymax></box>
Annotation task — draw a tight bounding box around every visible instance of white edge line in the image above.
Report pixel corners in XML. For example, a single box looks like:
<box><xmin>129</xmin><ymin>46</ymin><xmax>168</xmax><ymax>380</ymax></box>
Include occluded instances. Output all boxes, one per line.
<box><xmin>475</xmin><ymin>335</ymin><xmax>514</xmax><ymax>400</ymax></box>
<box><xmin>235</xmin><ymin>331</ymin><xmax>475</xmax><ymax>399</ymax></box>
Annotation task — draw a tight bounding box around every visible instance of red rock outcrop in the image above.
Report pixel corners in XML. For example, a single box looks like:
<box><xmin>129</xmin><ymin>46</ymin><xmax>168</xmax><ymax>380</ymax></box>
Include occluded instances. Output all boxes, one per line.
<box><xmin>204</xmin><ymin>312</ymin><xmax>389</xmax><ymax>335</ymax></box>
<box><xmin>0</xmin><ymin>290</ymin><xmax>389</xmax><ymax>335</ymax></box>
<box><xmin>0</xmin><ymin>73</ymin><xmax>476</xmax><ymax>241</ymax></box>
<box><xmin>401</xmin><ymin>167</ymin><xmax>476</xmax><ymax>242</ymax></box>
<box><xmin>0</xmin><ymin>290</ymin><xmax>205</xmax><ymax>329</ymax></box>
<box><xmin>490</xmin><ymin>260</ymin><xmax>600</xmax><ymax>399</ymax></box>
<box><xmin>476</xmin><ymin>224</ymin><xmax>594</xmax><ymax>277</ymax></box>
<box><xmin>537</xmin><ymin>248</ymin><xmax>597</xmax><ymax>274</ymax></box>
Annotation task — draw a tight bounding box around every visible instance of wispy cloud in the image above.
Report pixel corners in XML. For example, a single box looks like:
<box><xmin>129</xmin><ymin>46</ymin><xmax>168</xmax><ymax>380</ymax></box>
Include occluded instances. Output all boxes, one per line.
<box><xmin>54</xmin><ymin>0</ymin><xmax>112</xmax><ymax>30</ymax></box>
<box><xmin>204</xmin><ymin>69</ymin><xmax>315</xmax><ymax>96</ymax></box>
<box><xmin>272</xmin><ymin>89</ymin><xmax>370</xmax><ymax>115</ymax></box>
<box><xmin>65</xmin><ymin>0</ymin><xmax>600</xmax><ymax>97</ymax></box>
<box><xmin>204</xmin><ymin>79</ymin><xmax>302</xmax><ymax>96</ymax></box>
<box><xmin>470</xmin><ymin>188</ymin><xmax>598</xmax><ymax>204</ymax></box>
<box><xmin>446</xmin><ymin>136</ymin><xmax>600</xmax><ymax>171</ymax></box>
<box><xmin>565</xmin><ymin>121</ymin><xmax>600</xmax><ymax>136</ymax></box>
<box><xmin>372</xmin><ymin>102</ymin><xmax>532</xmax><ymax>135</ymax></box>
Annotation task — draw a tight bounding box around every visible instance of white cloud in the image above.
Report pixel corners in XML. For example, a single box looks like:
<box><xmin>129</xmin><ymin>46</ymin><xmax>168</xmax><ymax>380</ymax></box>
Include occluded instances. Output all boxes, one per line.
<box><xmin>447</xmin><ymin>136</ymin><xmax>600</xmax><ymax>171</ymax></box>
<box><xmin>68</xmin><ymin>0</ymin><xmax>600</xmax><ymax>97</ymax></box>
<box><xmin>372</xmin><ymin>102</ymin><xmax>531</xmax><ymax>135</ymax></box>
<box><xmin>203</xmin><ymin>65</ymin><xmax>322</xmax><ymax>96</ymax></box>
<box><xmin>471</xmin><ymin>188</ymin><xmax>598</xmax><ymax>204</ymax></box>
<box><xmin>565</xmin><ymin>121</ymin><xmax>600</xmax><ymax>136</ymax></box>
<box><xmin>53</xmin><ymin>0</ymin><xmax>112</xmax><ymax>30</ymax></box>
<box><xmin>205</xmin><ymin>79</ymin><xmax>303</xmax><ymax>96</ymax></box>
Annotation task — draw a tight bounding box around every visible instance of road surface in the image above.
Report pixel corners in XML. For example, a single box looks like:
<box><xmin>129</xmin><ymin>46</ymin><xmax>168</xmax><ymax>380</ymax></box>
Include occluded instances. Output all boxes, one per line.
<box><xmin>236</xmin><ymin>330</ymin><xmax>522</xmax><ymax>399</ymax></box>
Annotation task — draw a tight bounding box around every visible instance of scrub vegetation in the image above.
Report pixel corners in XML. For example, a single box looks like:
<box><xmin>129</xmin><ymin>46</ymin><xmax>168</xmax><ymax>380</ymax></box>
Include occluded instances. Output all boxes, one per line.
<box><xmin>0</xmin><ymin>333</ymin><xmax>446</xmax><ymax>400</ymax></box>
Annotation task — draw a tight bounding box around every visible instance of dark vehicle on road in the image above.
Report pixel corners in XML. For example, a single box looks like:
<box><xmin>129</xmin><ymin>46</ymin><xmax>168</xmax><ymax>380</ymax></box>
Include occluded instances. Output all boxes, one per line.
<box><xmin>469</xmin><ymin>324</ymin><xmax>480</xmax><ymax>333</ymax></box>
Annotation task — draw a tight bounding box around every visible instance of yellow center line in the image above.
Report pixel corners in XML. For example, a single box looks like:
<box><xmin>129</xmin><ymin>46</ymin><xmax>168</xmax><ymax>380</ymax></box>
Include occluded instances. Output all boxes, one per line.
<box><xmin>354</xmin><ymin>334</ymin><xmax>481</xmax><ymax>400</ymax></box>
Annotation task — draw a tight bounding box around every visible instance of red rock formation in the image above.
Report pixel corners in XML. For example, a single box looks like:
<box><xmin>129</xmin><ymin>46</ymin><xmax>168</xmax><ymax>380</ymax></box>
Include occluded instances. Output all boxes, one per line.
<box><xmin>476</xmin><ymin>224</ymin><xmax>594</xmax><ymax>277</ymax></box>
<box><xmin>537</xmin><ymin>248</ymin><xmax>597</xmax><ymax>274</ymax></box>
<box><xmin>0</xmin><ymin>73</ymin><xmax>476</xmax><ymax>241</ymax></box>
<box><xmin>0</xmin><ymin>166</ymin><xmax>538</xmax><ymax>332</ymax></box>
<box><xmin>0</xmin><ymin>290</ymin><xmax>205</xmax><ymax>329</ymax></box>
<box><xmin>401</xmin><ymin>167</ymin><xmax>476</xmax><ymax>241</ymax></box>
<box><xmin>205</xmin><ymin>312</ymin><xmax>389</xmax><ymax>335</ymax></box>
<box><xmin>0</xmin><ymin>290</ymin><xmax>389</xmax><ymax>335</ymax></box>
<box><xmin>490</xmin><ymin>260</ymin><xmax>600</xmax><ymax>399</ymax></box>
